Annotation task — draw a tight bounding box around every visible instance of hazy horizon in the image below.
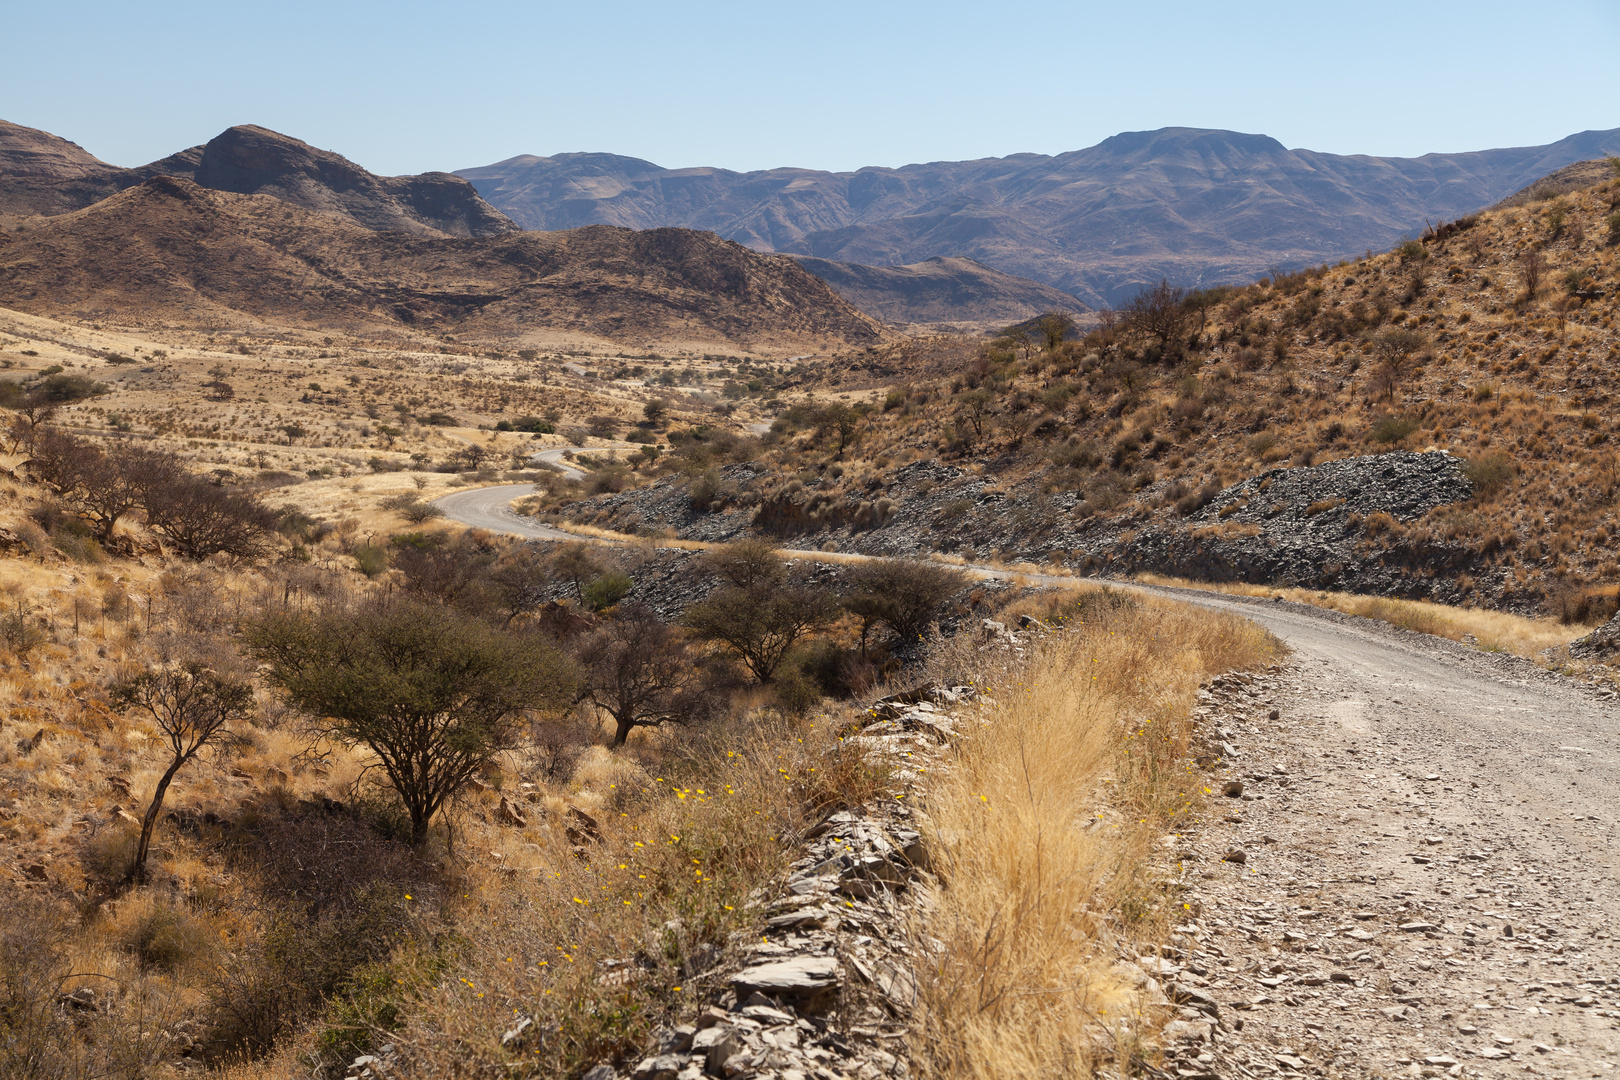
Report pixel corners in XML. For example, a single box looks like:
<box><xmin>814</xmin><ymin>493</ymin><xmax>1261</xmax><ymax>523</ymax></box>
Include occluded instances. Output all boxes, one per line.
<box><xmin>4</xmin><ymin>0</ymin><xmax>1617</xmax><ymax>177</ymax></box>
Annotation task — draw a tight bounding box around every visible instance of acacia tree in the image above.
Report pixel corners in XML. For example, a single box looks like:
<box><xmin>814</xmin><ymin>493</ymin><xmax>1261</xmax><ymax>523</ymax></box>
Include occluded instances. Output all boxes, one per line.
<box><xmin>842</xmin><ymin>559</ymin><xmax>967</xmax><ymax>653</ymax></box>
<box><xmin>113</xmin><ymin>663</ymin><xmax>255</xmax><ymax>885</ymax></box>
<box><xmin>682</xmin><ymin>540</ymin><xmax>835</xmax><ymax>681</ymax></box>
<box><xmin>1124</xmin><ymin>278</ymin><xmax>1192</xmax><ymax>357</ymax></box>
<box><xmin>577</xmin><ymin>604</ymin><xmax>721</xmax><ymax>747</ymax></box>
<box><xmin>247</xmin><ymin>600</ymin><xmax>577</xmax><ymax>846</ymax></box>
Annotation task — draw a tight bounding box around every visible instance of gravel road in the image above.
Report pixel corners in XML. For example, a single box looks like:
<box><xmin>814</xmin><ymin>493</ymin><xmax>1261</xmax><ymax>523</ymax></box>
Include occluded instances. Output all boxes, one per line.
<box><xmin>432</xmin><ymin>484</ymin><xmax>574</xmax><ymax>540</ymax></box>
<box><xmin>1135</xmin><ymin>589</ymin><xmax>1620</xmax><ymax>1077</ymax></box>
<box><xmin>433</xmin><ymin>488</ymin><xmax>1620</xmax><ymax>1075</ymax></box>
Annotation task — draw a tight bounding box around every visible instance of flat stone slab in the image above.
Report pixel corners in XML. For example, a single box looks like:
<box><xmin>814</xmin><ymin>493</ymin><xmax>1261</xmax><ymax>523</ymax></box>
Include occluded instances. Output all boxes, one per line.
<box><xmin>732</xmin><ymin>956</ymin><xmax>839</xmax><ymax>997</ymax></box>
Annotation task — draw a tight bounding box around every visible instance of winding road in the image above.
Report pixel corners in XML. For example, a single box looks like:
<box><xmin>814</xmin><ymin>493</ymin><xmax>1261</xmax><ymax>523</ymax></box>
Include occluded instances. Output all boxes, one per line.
<box><xmin>433</xmin><ymin>483</ymin><xmax>1620</xmax><ymax>1072</ymax></box>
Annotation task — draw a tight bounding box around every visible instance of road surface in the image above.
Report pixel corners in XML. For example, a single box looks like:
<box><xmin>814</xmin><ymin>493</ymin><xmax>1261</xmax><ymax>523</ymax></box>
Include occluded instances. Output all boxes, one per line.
<box><xmin>432</xmin><ymin>484</ymin><xmax>1620</xmax><ymax>1072</ymax></box>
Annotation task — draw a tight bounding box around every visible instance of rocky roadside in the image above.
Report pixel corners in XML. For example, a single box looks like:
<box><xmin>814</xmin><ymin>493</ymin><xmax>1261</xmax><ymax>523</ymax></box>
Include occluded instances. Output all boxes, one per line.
<box><xmin>584</xmin><ymin>686</ymin><xmax>982</xmax><ymax>1080</ymax></box>
<box><xmin>1159</xmin><ymin>662</ymin><xmax>1620</xmax><ymax>1079</ymax></box>
<box><xmin>541</xmin><ymin>451</ymin><xmax>1521</xmax><ymax>609</ymax></box>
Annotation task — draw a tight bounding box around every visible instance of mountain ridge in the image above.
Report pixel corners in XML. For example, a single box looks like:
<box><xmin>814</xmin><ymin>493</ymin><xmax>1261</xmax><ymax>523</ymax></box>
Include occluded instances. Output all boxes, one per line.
<box><xmin>790</xmin><ymin>254</ymin><xmax>1087</xmax><ymax>331</ymax></box>
<box><xmin>457</xmin><ymin>126</ymin><xmax>1620</xmax><ymax>305</ymax></box>
<box><xmin>0</xmin><ymin>175</ymin><xmax>884</xmax><ymax>349</ymax></box>
<box><xmin>0</xmin><ymin>120</ymin><xmax>517</xmax><ymax>238</ymax></box>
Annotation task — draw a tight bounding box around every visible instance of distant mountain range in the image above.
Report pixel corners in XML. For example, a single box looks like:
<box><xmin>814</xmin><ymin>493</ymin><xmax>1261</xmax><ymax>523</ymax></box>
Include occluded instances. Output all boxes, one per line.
<box><xmin>5</xmin><ymin>118</ymin><xmax>1617</xmax><ymax>335</ymax></box>
<box><xmin>456</xmin><ymin>127</ymin><xmax>1620</xmax><ymax>305</ymax></box>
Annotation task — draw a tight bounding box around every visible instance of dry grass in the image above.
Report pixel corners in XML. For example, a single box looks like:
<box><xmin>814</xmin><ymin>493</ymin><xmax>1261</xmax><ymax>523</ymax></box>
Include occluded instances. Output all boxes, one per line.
<box><xmin>906</xmin><ymin>591</ymin><xmax>1281</xmax><ymax>1078</ymax></box>
<box><xmin>1133</xmin><ymin>572</ymin><xmax>1587</xmax><ymax>659</ymax></box>
<box><xmin>379</xmin><ymin>707</ymin><xmax>889</xmax><ymax>1078</ymax></box>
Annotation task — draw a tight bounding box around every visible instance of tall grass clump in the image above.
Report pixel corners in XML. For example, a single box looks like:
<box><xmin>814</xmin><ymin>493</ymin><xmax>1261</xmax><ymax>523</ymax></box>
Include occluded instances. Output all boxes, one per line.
<box><xmin>907</xmin><ymin>593</ymin><xmax>1279</xmax><ymax>1079</ymax></box>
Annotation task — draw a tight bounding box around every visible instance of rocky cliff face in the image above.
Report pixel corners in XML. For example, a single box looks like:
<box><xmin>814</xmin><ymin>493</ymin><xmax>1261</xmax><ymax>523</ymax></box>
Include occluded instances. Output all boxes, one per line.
<box><xmin>555</xmin><ymin>451</ymin><xmax>1502</xmax><ymax>605</ymax></box>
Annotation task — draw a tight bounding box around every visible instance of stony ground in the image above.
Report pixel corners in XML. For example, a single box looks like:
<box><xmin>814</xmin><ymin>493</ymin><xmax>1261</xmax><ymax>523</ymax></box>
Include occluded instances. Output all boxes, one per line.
<box><xmin>1155</xmin><ymin>591</ymin><xmax>1620</xmax><ymax>1080</ymax></box>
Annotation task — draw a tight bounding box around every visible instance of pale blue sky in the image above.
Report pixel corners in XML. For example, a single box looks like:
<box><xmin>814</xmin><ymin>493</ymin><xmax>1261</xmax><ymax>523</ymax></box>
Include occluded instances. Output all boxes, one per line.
<box><xmin>4</xmin><ymin>0</ymin><xmax>1616</xmax><ymax>176</ymax></box>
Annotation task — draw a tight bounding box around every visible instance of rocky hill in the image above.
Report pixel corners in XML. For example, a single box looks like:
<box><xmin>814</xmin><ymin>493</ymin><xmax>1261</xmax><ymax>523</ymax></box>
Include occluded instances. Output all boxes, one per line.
<box><xmin>537</xmin><ymin>166</ymin><xmax>1620</xmax><ymax>618</ymax></box>
<box><xmin>0</xmin><ymin>120</ymin><xmax>516</xmax><ymax>237</ymax></box>
<box><xmin>0</xmin><ymin>176</ymin><xmax>884</xmax><ymax>348</ymax></box>
<box><xmin>791</xmin><ymin>255</ymin><xmax>1087</xmax><ymax>331</ymax></box>
<box><xmin>1492</xmin><ymin>157</ymin><xmax>1618</xmax><ymax>209</ymax></box>
<box><xmin>458</xmin><ymin>127</ymin><xmax>1620</xmax><ymax>306</ymax></box>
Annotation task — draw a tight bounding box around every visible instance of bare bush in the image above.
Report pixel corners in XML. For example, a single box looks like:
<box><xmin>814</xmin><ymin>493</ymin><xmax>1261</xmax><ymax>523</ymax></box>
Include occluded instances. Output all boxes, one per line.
<box><xmin>112</xmin><ymin>662</ymin><xmax>255</xmax><ymax>885</ymax></box>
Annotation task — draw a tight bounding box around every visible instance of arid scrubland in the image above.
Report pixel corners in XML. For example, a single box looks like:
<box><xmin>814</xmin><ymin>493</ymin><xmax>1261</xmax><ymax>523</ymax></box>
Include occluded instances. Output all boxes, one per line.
<box><xmin>541</xmin><ymin>167</ymin><xmax>1620</xmax><ymax>629</ymax></box>
<box><xmin>0</xmin><ymin>354</ymin><xmax>1281</xmax><ymax>1080</ymax></box>
<box><xmin>2</xmin><ymin>144</ymin><xmax>1618</xmax><ymax>1080</ymax></box>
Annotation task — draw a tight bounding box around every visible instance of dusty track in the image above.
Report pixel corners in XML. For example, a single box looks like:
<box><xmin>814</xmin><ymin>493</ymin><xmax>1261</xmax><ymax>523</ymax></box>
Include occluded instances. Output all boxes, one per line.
<box><xmin>435</xmin><ymin>486</ymin><xmax>1620</xmax><ymax>1075</ymax></box>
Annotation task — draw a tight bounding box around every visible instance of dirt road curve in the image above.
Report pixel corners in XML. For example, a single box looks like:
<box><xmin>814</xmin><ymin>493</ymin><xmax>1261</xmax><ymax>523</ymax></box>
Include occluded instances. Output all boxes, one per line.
<box><xmin>433</xmin><ymin>484</ymin><xmax>574</xmax><ymax>540</ymax></box>
<box><xmin>434</xmin><ymin>488</ymin><xmax>1620</xmax><ymax>1075</ymax></box>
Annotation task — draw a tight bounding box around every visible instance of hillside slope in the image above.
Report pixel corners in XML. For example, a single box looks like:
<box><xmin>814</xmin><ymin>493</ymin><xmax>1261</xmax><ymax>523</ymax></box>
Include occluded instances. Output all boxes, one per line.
<box><xmin>0</xmin><ymin>176</ymin><xmax>884</xmax><ymax>349</ymax></box>
<box><xmin>458</xmin><ymin>127</ymin><xmax>1620</xmax><ymax>305</ymax></box>
<box><xmin>548</xmin><ymin>170</ymin><xmax>1620</xmax><ymax>618</ymax></box>
<box><xmin>791</xmin><ymin>254</ymin><xmax>1087</xmax><ymax>330</ymax></box>
<box><xmin>0</xmin><ymin>120</ymin><xmax>517</xmax><ymax>237</ymax></box>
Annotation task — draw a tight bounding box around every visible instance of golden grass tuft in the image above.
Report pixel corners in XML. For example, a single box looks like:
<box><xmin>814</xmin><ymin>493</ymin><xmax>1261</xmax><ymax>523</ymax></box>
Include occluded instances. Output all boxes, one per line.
<box><xmin>908</xmin><ymin>593</ymin><xmax>1280</xmax><ymax>1078</ymax></box>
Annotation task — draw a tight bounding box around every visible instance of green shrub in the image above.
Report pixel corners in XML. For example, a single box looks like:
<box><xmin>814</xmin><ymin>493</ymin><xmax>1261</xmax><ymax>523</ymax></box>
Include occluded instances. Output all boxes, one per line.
<box><xmin>400</xmin><ymin>500</ymin><xmax>446</xmax><ymax>524</ymax></box>
<box><xmin>315</xmin><ymin>961</ymin><xmax>407</xmax><ymax>1067</ymax></box>
<box><xmin>771</xmin><ymin>663</ymin><xmax>822</xmax><ymax>717</ymax></box>
<box><xmin>1464</xmin><ymin>452</ymin><xmax>1516</xmax><ymax>497</ymax></box>
<box><xmin>582</xmin><ymin>571</ymin><xmax>633</xmax><ymax>611</ymax></box>
<box><xmin>352</xmin><ymin>543</ymin><xmax>388</xmax><ymax>578</ymax></box>
<box><xmin>1369</xmin><ymin>415</ymin><xmax>1419</xmax><ymax>444</ymax></box>
<box><xmin>1607</xmin><ymin>211</ymin><xmax>1620</xmax><ymax>244</ymax></box>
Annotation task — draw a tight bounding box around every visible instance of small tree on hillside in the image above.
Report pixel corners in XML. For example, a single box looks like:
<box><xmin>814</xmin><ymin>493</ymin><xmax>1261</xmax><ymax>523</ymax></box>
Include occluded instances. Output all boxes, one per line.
<box><xmin>1124</xmin><ymin>278</ymin><xmax>1191</xmax><ymax>357</ymax></box>
<box><xmin>142</xmin><ymin>473</ymin><xmax>278</xmax><ymax>561</ymax></box>
<box><xmin>683</xmin><ymin>585</ymin><xmax>836</xmax><ymax>682</ymax></box>
<box><xmin>551</xmin><ymin>542</ymin><xmax>606</xmax><ymax>603</ymax></box>
<box><xmin>702</xmin><ymin>538</ymin><xmax>787</xmax><ymax>591</ymax></box>
<box><xmin>247</xmin><ymin>601</ymin><xmax>577</xmax><ymax>846</ymax></box>
<box><xmin>1035</xmin><ymin>312</ymin><xmax>1075</xmax><ymax>351</ymax></box>
<box><xmin>113</xmin><ymin>663</ymin><xmax>254</xmax><ymax>885</ymax></box>
<box><xmin>577</xmin><ymin>604</ymin><xmax>722</xmax><ymax>747</ymax></box>
<box><xmin>683</xmin><ymin>540</ymin><xmax>835</xmax><ymax>682</ymax></box>
<box><xmin>842</xmin><ymin>559</ymin><xmax>967</xmax><ymax>653</ymax></box>
<box><xmin>815</xmin><ymin>403</ymin><xmax>860</xmax><ymax>455</ymax></box>
<box><xmin>1364</xmin><ymin>328</ymin><xmax>1428</xmax><ymax>404</ymax></box>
